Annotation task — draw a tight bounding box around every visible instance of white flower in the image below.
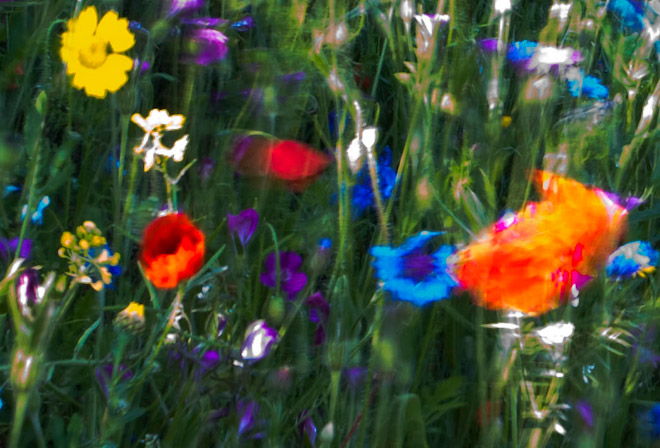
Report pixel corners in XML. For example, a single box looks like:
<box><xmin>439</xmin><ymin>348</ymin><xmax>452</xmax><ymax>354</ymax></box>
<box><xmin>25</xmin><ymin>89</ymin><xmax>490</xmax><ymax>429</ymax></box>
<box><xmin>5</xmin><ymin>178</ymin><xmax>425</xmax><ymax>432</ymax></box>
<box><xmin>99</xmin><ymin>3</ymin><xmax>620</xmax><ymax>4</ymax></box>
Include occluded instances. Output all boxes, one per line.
<box><xmin>346</xmin><ymin>126</ymin><xmax>378</xmax><ymax>174</ymax></box>
<box><xmin>131</xmin><ymin>109</ymin><xmax>189</xmax><ymax>172</ymax></box>
<box><xmin>535</xmin><ymin>322</ymin><xmax>574</xmax><ymax>346</ymax></box>
<box><xmin>494</xmin><ymin>0</ymin><xmax>512</xmax><ymax>14</ymax></box>
<box><xmin>528</xmin><ymin>45</ymin><xmax>579</xmax><ymax>73</ymax></box>
<box><xmin>413</xmin><ymin>14</ymin><xmax>450</xmax><ymax>52</ymax></box>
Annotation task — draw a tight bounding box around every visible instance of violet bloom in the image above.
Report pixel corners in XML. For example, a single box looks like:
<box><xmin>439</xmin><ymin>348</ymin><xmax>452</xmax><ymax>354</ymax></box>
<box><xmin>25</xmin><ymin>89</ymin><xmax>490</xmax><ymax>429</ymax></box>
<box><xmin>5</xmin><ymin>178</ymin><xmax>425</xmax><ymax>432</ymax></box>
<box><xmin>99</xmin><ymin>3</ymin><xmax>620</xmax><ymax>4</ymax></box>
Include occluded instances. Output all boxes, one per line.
<box><xmin>237</xmin><ymin>401</ymin><xmax>260</xmax><ymax>436</ymax></box>
<box><xmin>169</xmin><ymin>0</ymin><xmax>205</xmax><ymax>16</ymax></box>
<box><xmin>185</xmin><ymin>28</ymin><xmax>229</xmax><ymax>65</ymax></box>
<box><xmin>241</xmin><ymin>320</ymin><xmax>278</xmax><ymax>361</ymax></box>
<box><xmin>480</xmin><ymin>38</ymin><xmax>502</xmax><ymax>53</ymax></box>
<box><xmin>199</xmin><ymin>156</ymin><xmax>216</xmax><ymax>181</ymax></box>
<box><xmin>575</xmin><ymin>400</ymin><xmax>594</xmax><ymax>428</ymax></box>
<box><xmin>227</xmin><ymin>208</ymin><xmax>259</xmax><ymax>247</ymax></box>
<box><xmin>260</xmin><ymin>251</ymin><xmax>308</xmax><ymax>300</ymax></box>
<box><xmin>299</xmin><ymin>412</ymin><xmax>317</xmax><ymax>447</ymax></box>
<box><xmin>95</xmin><ymin>364</ymin><xmax>133</xmax><ymax>398</ymax></box>
<box><xmin>342</xmin><ymin>367</ymin><xmax>368</xmax><ymax>390</ymax></box>
<box><xmin>0</xmin><ymin>237</ymin><xmax>32</xmax><ymax>262</ymax></box>
<box><xmin>190</xmin><ymin>346</ymin><xmax>221</xmax><ymax>379</ymax></box>
<box><xmin>305</xmin><ymin>292</ymin><xmax>330</xmax><ymax>346</ymax></box>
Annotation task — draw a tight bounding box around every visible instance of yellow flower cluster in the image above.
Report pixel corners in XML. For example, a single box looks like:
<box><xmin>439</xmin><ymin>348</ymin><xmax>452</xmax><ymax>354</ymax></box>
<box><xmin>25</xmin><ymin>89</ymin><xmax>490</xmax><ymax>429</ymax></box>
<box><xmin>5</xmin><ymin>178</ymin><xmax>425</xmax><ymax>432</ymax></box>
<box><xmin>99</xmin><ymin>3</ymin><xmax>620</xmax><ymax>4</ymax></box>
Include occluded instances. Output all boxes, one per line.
<box><xmin>60</xmin><ymin>6</ymin><xmax>135</xmax><ymax>98</ymax></box>
<box><xmin>58</xmin><ymin>221</ymin><xmax>120</xmax><ymax>291</ymax></box>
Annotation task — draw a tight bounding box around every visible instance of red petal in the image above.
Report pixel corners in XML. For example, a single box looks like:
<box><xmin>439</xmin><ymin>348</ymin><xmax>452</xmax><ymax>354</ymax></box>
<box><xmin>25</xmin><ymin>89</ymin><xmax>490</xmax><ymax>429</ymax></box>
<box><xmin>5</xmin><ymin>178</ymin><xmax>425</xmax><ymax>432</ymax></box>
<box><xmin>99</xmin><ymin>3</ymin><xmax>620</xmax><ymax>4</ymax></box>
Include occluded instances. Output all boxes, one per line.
<box><xmin>269</xmin><ymin>140</ymin><xmax>332</xmax><ymax>181</ymax></box>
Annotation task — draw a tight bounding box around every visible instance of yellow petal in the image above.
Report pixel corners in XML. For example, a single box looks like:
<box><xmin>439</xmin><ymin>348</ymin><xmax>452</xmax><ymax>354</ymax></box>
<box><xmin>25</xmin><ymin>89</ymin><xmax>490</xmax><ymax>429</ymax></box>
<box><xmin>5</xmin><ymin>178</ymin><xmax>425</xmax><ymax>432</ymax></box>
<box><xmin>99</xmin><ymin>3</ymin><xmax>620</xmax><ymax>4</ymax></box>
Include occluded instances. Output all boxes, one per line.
<box><xmin>96</xmin><ymin>11</ymin><xmax>135</xmax><ymax>52</ymax></box>
<box><xmin>95</xmin><ymin>53</ymin><xmax>132</xmax><ymax>93</ymax></box>
<box><xmin>74</xmin><ymin>7</ymin><xmax>99</xmax><ymax>41</ymax></box>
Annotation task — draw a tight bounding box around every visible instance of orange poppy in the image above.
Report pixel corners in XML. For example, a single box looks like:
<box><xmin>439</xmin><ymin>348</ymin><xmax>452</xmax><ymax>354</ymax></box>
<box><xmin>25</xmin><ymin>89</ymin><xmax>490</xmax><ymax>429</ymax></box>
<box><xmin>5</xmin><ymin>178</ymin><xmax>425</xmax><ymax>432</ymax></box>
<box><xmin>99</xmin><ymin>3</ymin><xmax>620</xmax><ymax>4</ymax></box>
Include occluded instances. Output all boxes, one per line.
<box><xmin>139</xmin><ymin>213</ymin><xmax>205</xmax><ymax>289</ymax></box>
<box><xmin>455</xmin><ymin>171</ymin><xmax>628</xmax><ymax>315</ymax></box>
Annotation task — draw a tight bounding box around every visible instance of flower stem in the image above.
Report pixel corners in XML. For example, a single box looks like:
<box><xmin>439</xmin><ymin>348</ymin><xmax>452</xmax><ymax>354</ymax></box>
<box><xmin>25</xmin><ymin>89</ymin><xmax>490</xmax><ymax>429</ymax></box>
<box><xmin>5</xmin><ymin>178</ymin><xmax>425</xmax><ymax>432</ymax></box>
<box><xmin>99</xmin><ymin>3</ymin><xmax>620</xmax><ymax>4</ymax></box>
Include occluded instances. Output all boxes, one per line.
<box><xmin>9</xmin><ymin>391</ymin><xmax>29</xmax><ymax>448</ymax></box>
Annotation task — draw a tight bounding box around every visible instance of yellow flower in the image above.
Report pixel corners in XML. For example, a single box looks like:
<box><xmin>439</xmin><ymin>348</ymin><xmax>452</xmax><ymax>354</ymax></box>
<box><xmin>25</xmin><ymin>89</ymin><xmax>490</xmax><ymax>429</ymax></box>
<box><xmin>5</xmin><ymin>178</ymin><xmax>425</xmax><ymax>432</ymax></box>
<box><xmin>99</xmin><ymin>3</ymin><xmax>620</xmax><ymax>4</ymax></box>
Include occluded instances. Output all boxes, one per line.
<box><xmin>114</xmin><ymin>302</ymin><xmax>145</xmax><ymax>332</ymax></box>
<box><xmin>60</xmin><ymin>6</ymin><xmax>135</xmax><ymax>98</ymax></box>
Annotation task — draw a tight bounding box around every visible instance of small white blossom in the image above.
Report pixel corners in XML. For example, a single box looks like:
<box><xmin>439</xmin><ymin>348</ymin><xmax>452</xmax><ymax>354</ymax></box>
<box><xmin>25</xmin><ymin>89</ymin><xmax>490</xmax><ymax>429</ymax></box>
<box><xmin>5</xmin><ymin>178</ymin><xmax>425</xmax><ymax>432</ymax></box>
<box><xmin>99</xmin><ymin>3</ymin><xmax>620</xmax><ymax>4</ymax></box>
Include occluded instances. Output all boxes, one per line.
<box><xmin>346</xmin><ymin>126</ymin><xmax>378</xmax><ymax>174</ymax></box>
<box><xmin>535</xmin><ymin>321</ymin><xmax>575</xmax><ymax>346</ymax></box>
<box><xmin>132</xmin><ymin>109</ymin><xmax>189</xmax><ymax>172</ymax></box>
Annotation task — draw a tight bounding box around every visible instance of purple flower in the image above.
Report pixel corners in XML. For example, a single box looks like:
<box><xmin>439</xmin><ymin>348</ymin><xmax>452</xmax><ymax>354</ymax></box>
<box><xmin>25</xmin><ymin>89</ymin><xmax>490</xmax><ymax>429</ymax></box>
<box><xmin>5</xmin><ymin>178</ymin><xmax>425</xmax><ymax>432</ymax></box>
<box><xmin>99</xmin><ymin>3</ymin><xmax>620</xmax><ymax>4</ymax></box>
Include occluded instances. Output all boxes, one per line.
<box><xmin>0</xmin><ymin>237</ymin><xmax>32</xmax><ymax>263</ymax></box>
<box><xmin>227</xmin><ymin>208</ymin><xmax>259</xmax><ymax>247</ymax></box>
<box><xmin>133</xmin><ymin>59</ymin><xmax>151</xmax><ymax>74</ymax></box>
<box><xmin>480</xmin><ymin>38</ymin><xmax>502</xmax><ymax>53</ymax></box>
<box><xmin>299</xmin><ymin>412</ymin><xmax>317</xmax><ymax>447</ymax></box>
<box><xmin>342</xmin><ymin>367</ymin><xmax>367</xmax><ymax>390</ymax></box>
<box><xmin>95</xmin><ymin>364</ymin><xmax>133</xmax><ymax>398</ymax></box>
<box><xmin>185</xmin><ymin>28</ymin><xmax>229</xmax><ymax>65</ymax></box>
<box><xmin>306</xmin><ymin>292</ymin><xmax>329</xmax><ymax>324</ymax></box>
<box><xmin>169</xmin><ymin>0</ymin><xmax>205</xmax><ymax>16</ymax></box>
<box><xmin>576</xmin><ymin>400</ymin><xmax>594</xmax><ymax>428</ymax></box>
<box><xmin>190</xmin><ymin>346</ymin><xmax>221</xmax><ymax>378</ymax></box>
<box><xmin>241</xmin><ymin>320</ymin><xmax>278</xmax><ymax>361</ymax></box>
<box><xmin>16</xmin><ymin>268</ymin><xmax>42</xmax><ymax>319</ymax></box>
<box><xmin>306</xmin><ymin>292</ymin><xmax>330</xmax><ymax>346</ymax></box>
<box><xmin>199</xmin><ymin>156</ymin><xmax>216</xmax><ymax>180</ymax></box>
<box><xmin>260</xmin><ymin>251</ymin><xmax>308</xmax><ymax>300</ymax></box>
<box><xmin>237</xmin><ymin>401</ymin><xmax>259</xmax><ymax>435</ymax></box>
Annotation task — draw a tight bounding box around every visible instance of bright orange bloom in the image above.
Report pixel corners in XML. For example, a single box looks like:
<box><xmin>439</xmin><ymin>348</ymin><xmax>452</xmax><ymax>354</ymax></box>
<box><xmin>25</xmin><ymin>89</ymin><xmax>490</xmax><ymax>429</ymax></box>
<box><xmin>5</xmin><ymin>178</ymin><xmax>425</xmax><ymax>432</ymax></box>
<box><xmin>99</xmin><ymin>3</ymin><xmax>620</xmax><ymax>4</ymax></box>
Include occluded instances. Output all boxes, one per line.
<box><xmin>139</xmin><ymin>214</ymin><xmax>205</xmax><ymax>289</ymax></box>
<box><xmin>455</xmin><ymin>171</ymin><xmax>628</xmax><ymax>315</ymax></box>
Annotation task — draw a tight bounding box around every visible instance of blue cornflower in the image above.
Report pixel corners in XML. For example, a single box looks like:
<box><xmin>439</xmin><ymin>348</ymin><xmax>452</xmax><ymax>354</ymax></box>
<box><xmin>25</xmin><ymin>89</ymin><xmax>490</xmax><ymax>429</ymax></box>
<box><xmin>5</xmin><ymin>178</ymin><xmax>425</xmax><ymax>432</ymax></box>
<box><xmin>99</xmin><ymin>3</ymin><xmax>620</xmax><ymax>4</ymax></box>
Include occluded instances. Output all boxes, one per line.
<box><xmin>567</xmin><ymin>71</ymin><xmax>609</xmax><ymax>100</ymax></box>
<box><xmin>507</xmin><ymin>40</ymin><xmax>537</xmax><ymax>64</ymax></box>
<box><xmin>370</xmin><ymin>231</ymin><xmax>458</xmax><ymax>306</ymax></box>
<box><xmin>608</xmin><ymin>0</ymin><xmax>644</xmax><ymax>32</ymax></box>
<box><xmin>352</xmin><ymin>146</ymin><xmax>396</xmax><ymax>217</ymax></box>
<box><xmin>607</xmin><ymin>240</ymin><xmax>658</xmax><ymax>278</ymax></box>
<box><xmin>649</xmin><ymin>404</ymin><xmax>660</xmax><ymax>438</ymax></box>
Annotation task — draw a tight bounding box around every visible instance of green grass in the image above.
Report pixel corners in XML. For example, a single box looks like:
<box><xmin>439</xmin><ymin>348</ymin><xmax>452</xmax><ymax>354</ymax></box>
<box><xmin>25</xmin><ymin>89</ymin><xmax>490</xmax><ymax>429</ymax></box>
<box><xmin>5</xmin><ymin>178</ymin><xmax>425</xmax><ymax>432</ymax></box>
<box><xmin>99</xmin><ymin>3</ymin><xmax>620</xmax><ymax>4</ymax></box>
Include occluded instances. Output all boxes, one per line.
<box><xmin>1</xmin><ymin>0</ymin><xmax>660</xmax><ymax>446</ymax></box>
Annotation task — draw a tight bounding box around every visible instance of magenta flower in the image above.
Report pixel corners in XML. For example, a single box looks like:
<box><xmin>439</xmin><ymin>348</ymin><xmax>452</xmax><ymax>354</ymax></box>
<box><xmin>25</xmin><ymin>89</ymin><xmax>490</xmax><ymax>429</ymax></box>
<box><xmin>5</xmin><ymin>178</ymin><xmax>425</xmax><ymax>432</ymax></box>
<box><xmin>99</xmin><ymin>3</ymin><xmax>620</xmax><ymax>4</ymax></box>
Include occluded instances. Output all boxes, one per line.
<box><xmin>185</xmin><ymin>28</ymin><xmax>229</xmax><ymax>65</ymax></box>
<box><xmin>260</xmin><ymin>251</ymin><xmax>308</xmax><ymax>299</ymax></box>
<box><xmin>241</xmin><ymin>320</ymin><xmax>278</xmax><ymax>361</ymax></box>
<box><xmin>227</xmin><ymin>208</ymin><xmax>259</xmax><ymax>247</ymax></box>
<box><xmin>169</xmin><ymin>0</ymin><xmax>205</xmax><ymax>16</ymax></box>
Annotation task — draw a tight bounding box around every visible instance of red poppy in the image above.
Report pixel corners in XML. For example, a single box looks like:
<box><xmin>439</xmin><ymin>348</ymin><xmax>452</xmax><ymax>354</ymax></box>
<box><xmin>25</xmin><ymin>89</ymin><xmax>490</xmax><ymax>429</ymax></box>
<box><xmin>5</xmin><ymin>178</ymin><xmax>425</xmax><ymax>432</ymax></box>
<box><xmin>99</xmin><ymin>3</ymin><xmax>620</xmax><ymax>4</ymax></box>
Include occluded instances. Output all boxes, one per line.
<box><xmin>139</xmin><ymin>213</ymin><xmax>205</xmax><ymax>289</ymax></box>
<box><xmin>229</xmin><ymin>136</ymin><xmax>333</xmax><ymax>192</ymax></box>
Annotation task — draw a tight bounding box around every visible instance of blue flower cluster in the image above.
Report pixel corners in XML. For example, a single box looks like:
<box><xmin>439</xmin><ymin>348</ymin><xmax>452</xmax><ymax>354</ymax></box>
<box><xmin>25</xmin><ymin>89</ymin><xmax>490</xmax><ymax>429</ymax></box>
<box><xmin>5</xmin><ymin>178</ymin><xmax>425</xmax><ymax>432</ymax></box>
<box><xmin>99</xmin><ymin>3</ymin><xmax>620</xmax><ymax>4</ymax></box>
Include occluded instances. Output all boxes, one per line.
<box><xmin>506</xmin><ymin>40</ymin><xmax>537</xmax><ymax>64</ymax></box>
<box><xmin>608</xmin><ymin>0</ymin><xmax>644</xmax><ymax>32</ymax></box>
<box><xmin>606</xmin><ymin>240</ymin><xmax>659</xmax><ymax>278</ymax></box>
<box><xmin>352</xmin><ymin>146</ymin><xmax>396</xmax><ymax>217</ymax></box>
<box><xmin>370</xmin><ymin>231</ymin><xmax>458</xmax><ymax>306</ymax></box>
<box><xmin>567</xmin><ymin>71</ymin><xmax>609</xmax><ymax>100</ymax></box>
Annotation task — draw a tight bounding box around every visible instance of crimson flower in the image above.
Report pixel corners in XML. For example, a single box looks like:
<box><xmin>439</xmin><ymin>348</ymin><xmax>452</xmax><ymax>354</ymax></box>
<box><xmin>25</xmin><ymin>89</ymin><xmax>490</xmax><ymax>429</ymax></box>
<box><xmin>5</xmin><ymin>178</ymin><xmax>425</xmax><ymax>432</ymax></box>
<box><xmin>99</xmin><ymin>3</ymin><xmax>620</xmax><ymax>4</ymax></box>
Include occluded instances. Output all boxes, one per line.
<box><xmin>139</xmin><ymin>213</ymin><xmax>205</xmax><ymax>289</ymax></box>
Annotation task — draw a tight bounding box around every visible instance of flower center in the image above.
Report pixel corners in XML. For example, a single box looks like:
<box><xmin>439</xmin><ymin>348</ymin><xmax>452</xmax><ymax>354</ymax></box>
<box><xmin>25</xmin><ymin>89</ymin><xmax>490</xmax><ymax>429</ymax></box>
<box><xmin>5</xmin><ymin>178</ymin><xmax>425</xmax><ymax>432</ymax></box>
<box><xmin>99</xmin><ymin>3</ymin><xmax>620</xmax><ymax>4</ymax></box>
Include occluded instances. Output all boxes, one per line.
<box><xmin>403</xmin><ymin>253</ymin><xmax>436</xmax><ymax>282</ymax></box>
<box><xmin>78</xmin><ymin>37</ymin><xmax>110</xmax><ymax>69</ymax></box>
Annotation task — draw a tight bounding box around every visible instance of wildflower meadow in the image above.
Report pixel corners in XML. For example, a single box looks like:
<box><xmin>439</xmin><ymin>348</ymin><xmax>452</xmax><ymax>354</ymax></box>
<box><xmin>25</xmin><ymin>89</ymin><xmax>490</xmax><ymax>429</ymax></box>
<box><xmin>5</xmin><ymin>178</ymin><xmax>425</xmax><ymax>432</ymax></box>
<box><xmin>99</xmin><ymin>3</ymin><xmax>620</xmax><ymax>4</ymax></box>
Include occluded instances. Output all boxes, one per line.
<box><xmin>3</xmin><ymin>0</ymin><xmax>660</xmax><ymax>446</ymax></box>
